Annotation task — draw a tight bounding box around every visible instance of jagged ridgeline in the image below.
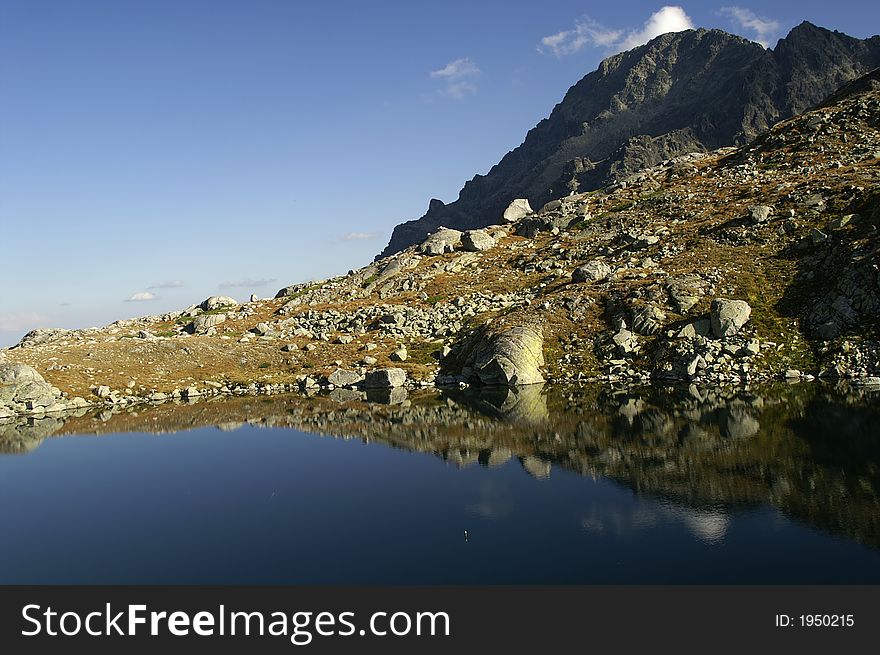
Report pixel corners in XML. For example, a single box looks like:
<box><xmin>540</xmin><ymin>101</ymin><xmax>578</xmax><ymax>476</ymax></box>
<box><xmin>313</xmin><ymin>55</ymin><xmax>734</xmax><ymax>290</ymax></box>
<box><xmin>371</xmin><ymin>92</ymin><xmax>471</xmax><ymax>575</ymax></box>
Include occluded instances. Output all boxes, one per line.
<box><xmin>381</xmin><ymin>22</ymin><xmax>880</xmax><ymax>257</ymax></box>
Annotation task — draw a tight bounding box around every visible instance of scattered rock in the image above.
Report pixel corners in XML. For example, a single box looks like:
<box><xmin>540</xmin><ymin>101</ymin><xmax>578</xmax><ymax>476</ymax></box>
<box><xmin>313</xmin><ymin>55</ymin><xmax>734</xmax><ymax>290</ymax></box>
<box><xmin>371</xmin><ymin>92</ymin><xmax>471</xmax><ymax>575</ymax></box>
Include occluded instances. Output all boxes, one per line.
<box><xmin>502</xmin><ymin>199</ymin><xmax>533</xmax><ymax>222</ymax></box>
<box><xmin>364</xmin><ymin>368</ymin><xmax>407</xmax><ymax>388</ymax></box>
<box><xmin>710</xmin><ymin>299</ymin><xmax>751</xmax><ymax>338</ymax></box>
<box><xmin>328</xmin><ymin>369</ymin><xmax>364</xmax><ymax>388</ymax></box>
<box><xmin>199</xmin><ymin>296</ymin><xmax>238</xmax><ymax>311</ymax></box>
<box><xmin>462</xmin><ymin>230</ymin><xmax>496</xmax><ymax>252</ymax></box>
<box><xmin>572</xmin><ymin>260</ymin><xmax>612</xmax><ymax>283</ymax></box>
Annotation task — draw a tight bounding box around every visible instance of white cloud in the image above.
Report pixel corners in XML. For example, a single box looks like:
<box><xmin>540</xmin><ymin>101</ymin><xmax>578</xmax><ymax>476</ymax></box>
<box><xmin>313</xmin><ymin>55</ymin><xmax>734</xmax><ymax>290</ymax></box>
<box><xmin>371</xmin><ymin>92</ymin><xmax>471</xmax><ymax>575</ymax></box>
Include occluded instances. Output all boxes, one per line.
<box><xmin>126</xmin><ymin>292</ymin><xmax>157</xmax><ymax>302</ymax></box>
<box><xmin>618</xmin><ymin>6</ymin><xmax>695</xmax><ymax>50</ymax></box>
<box><xmin>0</xmin><ymin>312</ymin><xmax>49</xmax><ymax>332</ymax></box>
<box><xmin>538</xmin><ymin>17</ymin><xmax>623</xmax><ymax>57</ymax></box>
<box><xmin>539</xmin><ymin>6</ymin><xmax>694</xmax><ymax>57</ymax></box>
<box><xmin>429</xmin><ymin>57</ymin><xmax>480</xmax><ymax>98</ymax></box>
<box><xmin>341</xmin><ymin>232</ymin><xmax>377</xmax><ymax>241</ymax></box>
<box><xmin>720</xmin><ymin>6</ymin><xmax>780</xmax><ymax>47</ymax></box>
<box><xmin>218</xmin><ymin>278</ymin><xmax>277</xmax><ymax>289</ymax></box>
<box><xmin>148</xmin><ymin>280</ymin><xmax>184</xmax><ymax>289</ymax></box>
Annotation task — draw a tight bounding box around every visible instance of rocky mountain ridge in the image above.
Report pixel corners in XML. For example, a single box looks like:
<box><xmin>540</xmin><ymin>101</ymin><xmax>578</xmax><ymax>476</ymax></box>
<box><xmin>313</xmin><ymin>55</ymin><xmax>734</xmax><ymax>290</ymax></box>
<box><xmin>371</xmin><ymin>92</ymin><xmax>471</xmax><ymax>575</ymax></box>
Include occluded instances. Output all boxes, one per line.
<box><xmin>380</xmin><ymin>22</ymin><xmax>880</xmax><ymax>256</ymax></box>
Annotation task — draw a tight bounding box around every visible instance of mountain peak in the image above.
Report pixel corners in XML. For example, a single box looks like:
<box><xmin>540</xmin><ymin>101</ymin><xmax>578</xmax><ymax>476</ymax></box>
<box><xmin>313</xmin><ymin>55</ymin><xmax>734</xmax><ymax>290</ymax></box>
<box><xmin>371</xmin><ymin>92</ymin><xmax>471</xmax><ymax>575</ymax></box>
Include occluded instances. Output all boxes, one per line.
<box><xmin>378</xmin><ymin>23</ymin><xmax>880</xmax><ymax>258</ymax></box>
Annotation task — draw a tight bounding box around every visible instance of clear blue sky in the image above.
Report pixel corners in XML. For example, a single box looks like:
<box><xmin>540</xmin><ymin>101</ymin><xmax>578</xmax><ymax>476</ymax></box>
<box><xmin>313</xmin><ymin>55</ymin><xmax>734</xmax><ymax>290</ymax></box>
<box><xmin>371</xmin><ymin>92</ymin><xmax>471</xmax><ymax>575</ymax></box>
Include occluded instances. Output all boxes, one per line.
<box><xmin>1</xmin><ymin>1</ymin><xmax>878</xmax><ymax>345</ymax></box>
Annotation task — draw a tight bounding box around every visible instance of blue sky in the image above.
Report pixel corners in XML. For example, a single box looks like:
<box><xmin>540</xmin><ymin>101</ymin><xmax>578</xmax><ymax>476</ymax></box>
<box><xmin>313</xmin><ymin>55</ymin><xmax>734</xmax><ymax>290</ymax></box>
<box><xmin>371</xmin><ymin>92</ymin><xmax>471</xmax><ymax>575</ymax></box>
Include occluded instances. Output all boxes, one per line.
<box><xmin>1</xmin><ymin>1</ymin><xmax>878</xmax><ymax>345</ymax></box>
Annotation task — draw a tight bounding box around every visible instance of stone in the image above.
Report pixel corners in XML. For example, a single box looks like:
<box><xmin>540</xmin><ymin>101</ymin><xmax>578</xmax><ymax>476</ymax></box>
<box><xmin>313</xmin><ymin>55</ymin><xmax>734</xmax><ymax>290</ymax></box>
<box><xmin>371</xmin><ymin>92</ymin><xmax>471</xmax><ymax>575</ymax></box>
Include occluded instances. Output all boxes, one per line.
<box><xmin>749</xmin><ymin>205</ymin><xmax>773</xmax><ymax>223</ymax></box>
<box><xmin>95</xmin><ymin>385</ymin><xmax>111</xmax><ymax>398</ymax></box>
<box><xmin>191</xmin><ymin>313</ymin><xmax>226</xmax><ymax>334</ymax></box>
<box><xmin>612</xmin><ymin>329</ymin><xmax>637</xmax><ymax>354</ymax></box>
<box><xmin>199</xmin><ymin>296</ymin><xmax>238</xmax><ymax>311</ymax></box>
<box><xmin>810</xmin><ymin>228</ymin><xmax>829</xmax><ymax>245</ymax></box>
<box><xmin>364</xmin><ymin>368</ymin><xmax>407</xmax><ymax>388</ymax></box>
<box><xmin>390</xmin><ymin>347</ymin><xmax>408</xmax><ymax>362</ymax></box>
<box><xmin>630</xmin><ymin>305</ymin><xmax>666</xmax><ymax>336</ymax></box>
<box><xmin>0</xmin><ymin>363</ymin><xmax>46</xmax><ymax>386</ymax></box>
<box><xmin>419</xmin><ymin>228</ymin><xmax>462</xmax><ymax>255</ymax></box>
<box><xmin>502</xmin><ymin>199</ymin><xmax>533</xmax><ymax>222</ymax></box>
<box><xmin>472</xmin><ymin>325</ymin><xmax>545</xmax><ymax>386</ymax></box>
<box><xmin>710</xmin><ymin>299</ymin><xmax>751</xmax><ymax>338</ymax></box>
<box><xmin>462</xmin><ymin>230</ymin><xmax>496</xmax><ymax>252</ymax></box>
<box><xmin>678</xmin><ymin>318</ymin><xmax>712</xmax><ymax>339</ymax></box>
<box><xmin>362</xmin><ymin>355</ymin><xmax>378</xmax><ymax>366</ymax></box>
<box><xmin>572</xmin><ymin>260</ymin><xmax>612</xmax><ymax>283</ymax></box>
<box><xmin>327</xmin><ymin>369</ymin><xmax>364</xmax><ymax>388</ymax></box>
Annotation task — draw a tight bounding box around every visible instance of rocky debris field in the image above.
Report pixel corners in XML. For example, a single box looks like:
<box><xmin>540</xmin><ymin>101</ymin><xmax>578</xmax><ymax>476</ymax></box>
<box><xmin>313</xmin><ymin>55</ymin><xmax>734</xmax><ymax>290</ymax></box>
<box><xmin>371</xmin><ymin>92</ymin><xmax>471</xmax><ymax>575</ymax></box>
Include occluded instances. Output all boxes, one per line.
<box><xmin>2</xmin><ymin>74</ymin><xmax>880</xmax><ymax>419</ymax></box>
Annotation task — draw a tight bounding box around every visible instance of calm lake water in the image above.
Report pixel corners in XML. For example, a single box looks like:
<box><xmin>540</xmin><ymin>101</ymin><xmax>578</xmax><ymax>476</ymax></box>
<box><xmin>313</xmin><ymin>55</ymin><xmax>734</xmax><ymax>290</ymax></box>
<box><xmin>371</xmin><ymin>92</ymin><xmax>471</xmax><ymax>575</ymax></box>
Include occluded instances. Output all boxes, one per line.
<box><xmin>1</xmin><ymin>382</ymin><xmax>879</xmax><ymax>584</ymax></box>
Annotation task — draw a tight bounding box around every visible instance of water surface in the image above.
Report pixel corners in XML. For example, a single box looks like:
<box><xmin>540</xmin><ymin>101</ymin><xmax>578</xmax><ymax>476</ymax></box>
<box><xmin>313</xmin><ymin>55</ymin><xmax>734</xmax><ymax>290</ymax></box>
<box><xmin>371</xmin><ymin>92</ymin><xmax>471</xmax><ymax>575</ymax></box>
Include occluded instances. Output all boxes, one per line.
<box><xmin>1</xmin><ymin>383</ymin><xmax>878</xmax><ymax>584</ymax></box>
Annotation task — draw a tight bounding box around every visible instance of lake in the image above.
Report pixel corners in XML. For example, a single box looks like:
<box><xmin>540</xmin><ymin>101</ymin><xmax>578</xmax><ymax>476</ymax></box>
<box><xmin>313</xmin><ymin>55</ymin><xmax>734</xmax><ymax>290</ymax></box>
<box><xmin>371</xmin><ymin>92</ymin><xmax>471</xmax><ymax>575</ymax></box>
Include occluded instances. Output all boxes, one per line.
<box><xmin>1</xmin><ymin>382</ymin><xmax>879</xmax><ymax>584</ymax></box>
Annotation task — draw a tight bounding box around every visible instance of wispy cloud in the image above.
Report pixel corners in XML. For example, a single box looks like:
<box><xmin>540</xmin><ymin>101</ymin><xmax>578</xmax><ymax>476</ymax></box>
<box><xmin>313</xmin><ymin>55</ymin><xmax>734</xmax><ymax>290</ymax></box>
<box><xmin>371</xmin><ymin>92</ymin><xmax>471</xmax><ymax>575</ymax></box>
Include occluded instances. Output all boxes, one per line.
<box><xmin>218</xmin><ymin>278</ymin><xmax>277</xmax><ymax>289</ymax></box>
<box><xmin>126</xmin><ymin>292</ymin><xmax>157</xmax><ymax>302</ymax></box>
<box><xmin>148</xmin><ymin>280</ymin><xmax>184</xmax><ymax>289</ymax></box>
<box><xmin>539</xmin><ymin>17</ymin><xmax>623</xmax><ymax>57</ymax></box>
<box><xmin>341</xmin><ymin>232</ymin><xmax>377</xmax><ymax>241</ymax></box>
<box><xmin>0</xmin><ymin>312</ymin><xmax>49</xmax><ymax>332</ymax></box>
<box><xmin>539</xmin><ymin>6</ymin><xmax>694</xmax><ymax>57</ymax></box>
<box><xmin>429</xmin><ymin>57</ymin><xmax>481</xmax><ymax>98</ymax></box>
<box><xmin>720</xmin><ymin>6</ymin><xmax>780</xmax><ymax>47</ymax></box>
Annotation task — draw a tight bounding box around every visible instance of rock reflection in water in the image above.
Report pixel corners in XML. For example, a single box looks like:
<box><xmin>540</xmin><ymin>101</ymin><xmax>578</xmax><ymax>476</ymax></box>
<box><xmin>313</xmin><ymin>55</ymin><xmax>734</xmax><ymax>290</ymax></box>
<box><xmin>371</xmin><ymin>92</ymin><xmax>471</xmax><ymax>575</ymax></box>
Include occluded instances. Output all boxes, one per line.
<box><xmin>1</xmin><ymin>381</ymin><xmax>878</xmax><ymax>551</ymax></box>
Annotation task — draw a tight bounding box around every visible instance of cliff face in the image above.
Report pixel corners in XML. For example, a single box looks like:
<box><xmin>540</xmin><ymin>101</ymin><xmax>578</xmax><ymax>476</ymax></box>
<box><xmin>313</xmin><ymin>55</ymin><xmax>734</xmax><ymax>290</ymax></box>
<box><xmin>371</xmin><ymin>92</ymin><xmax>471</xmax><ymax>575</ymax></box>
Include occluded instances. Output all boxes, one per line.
<box><xmin>379</xmin><ymin>23</ymin><xmax>880</xmax><ymax>257</ymax></box>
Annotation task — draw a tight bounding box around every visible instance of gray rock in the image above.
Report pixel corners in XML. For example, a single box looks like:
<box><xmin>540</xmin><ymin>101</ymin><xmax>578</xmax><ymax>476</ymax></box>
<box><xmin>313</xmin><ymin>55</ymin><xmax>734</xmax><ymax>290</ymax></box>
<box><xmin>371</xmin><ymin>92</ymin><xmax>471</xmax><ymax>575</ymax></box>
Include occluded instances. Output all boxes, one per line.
<box><xmin>0</xmin><ymin>363</ymin><xmax>46</xmax><ymax>385</ymax></box>
<box><xmin>678</xmin><ymin>318</ymin><xmax>712</xmax><ymax>338</ymax></box>
<box><xmin>419</xmin><ymin>228</ymin><xmax>463</xmax><ymax>255</ymax></box>
<box><xmin>462</xmin><ymin>230</ymin><xmax>496</xmax><ymax>252</ymax></box>
<box><xmin>612</xmin><ymin>329</ymin><xmax>637</xmax><ymax>354</ymax></box>
<box><xmin>327</xmin><ymin>369</ymin><xmax>364</xmax><ymax>388</ymax></box>
<box><xmin>749</xmin><ymin>205</ymin><xmax>773</xmax><ymax>223</ymax></box>
<box><xmin>473</xmin><ymin>325</ymin><xmax>545</xmax><ymax>386</ymax></box>
<box><xmin>630</xmin><ymin>305</ymin><xmax>666</xmax><ymax>336</ymax></box>
<box><xmin>502</xmin><ymin>199</ymin><xmax>533</xmax><ymax>222</ymax></box>
<box><xmin>390</xmin><ymin>347</ymin><xmax>408</xmax><ymax>362</ymax></box>
<box><xmin>191</xmin><ymin>313</ymin><xmax>226</xmax><ymax>334</ymax></box>
<box><xmin>572</xmin><ymin>260</ymin><xmax>612</xmax><ymax>283</ymax></box>
<box><xmin>710</xmin><ymin>299</ymin><xmax>751</xmax><ymax>338</ymax></box>
<box><xmin>364</xmin><ymin>368</ymin><xmax>408</xmax><ymax>388</ymax></box>
<box><xmin>199</xmin><ymin>295</ymin><xmax>238</xmax><ymax>311</ymax></box>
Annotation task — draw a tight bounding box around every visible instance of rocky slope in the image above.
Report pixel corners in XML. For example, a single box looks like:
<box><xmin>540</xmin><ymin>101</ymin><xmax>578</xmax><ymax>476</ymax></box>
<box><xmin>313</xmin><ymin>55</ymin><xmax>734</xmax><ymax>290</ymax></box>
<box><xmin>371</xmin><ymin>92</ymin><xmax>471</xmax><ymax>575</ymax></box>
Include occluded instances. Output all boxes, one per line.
<box><xmin>380</xmin><ymin>22</ymin><xmax>880</xmax><ymax>256</ymax></box>
<box><xmin>2</xmin><ymin>69</ymin><xmax>880</xmax><ymax>419</ymax></box>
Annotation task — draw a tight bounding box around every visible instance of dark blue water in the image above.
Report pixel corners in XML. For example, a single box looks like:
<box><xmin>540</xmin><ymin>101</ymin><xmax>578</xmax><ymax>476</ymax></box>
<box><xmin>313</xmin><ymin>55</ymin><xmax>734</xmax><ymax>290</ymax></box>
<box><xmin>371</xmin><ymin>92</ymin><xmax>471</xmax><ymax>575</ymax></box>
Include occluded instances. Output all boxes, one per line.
<box><xmin>1</xmin><ymin>421</ymin><xmax>878</xmax><ymax>584</ymax></box>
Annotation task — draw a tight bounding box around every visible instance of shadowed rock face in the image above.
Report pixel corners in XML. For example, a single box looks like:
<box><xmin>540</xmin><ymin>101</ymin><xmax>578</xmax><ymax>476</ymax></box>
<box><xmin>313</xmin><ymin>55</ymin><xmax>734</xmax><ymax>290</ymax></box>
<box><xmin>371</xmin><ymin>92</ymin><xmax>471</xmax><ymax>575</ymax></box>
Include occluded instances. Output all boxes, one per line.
<box><xmin>380</xmin><ymin>23</ymin><xmax>880</xmax><ymax>257</ymax></box>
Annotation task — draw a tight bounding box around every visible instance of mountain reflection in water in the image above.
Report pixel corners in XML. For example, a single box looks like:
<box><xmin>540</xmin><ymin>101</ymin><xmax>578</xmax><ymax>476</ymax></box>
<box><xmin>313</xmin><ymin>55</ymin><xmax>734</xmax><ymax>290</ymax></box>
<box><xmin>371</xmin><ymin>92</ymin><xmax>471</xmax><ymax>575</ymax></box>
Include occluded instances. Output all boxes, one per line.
<box><xmin>1</xmin><ymin>382</ymin><xmax>878</xmax><ymax>583</ymax></box>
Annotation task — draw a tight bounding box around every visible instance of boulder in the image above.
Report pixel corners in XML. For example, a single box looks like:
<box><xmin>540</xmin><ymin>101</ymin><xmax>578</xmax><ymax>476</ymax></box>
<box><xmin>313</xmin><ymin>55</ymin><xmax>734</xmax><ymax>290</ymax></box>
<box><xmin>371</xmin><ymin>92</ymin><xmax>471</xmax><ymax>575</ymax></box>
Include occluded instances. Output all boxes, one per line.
<box><xmin>572</xmin><ymin>261</ymin><xmax>612</xmax><ymax>283</ymax></box>
<box><xmin>419</xmin><ymin>228</ymin><xmax>462</xmax><ymax>255</ymax></box>
<box><xmin>327</xmin><ymin>369</ymin><xmax>364</xmax><ymax>388</ymax></box>
<box><xmin>749</xmin><ymin>205</ymin><xmax>773</xmax><ymax>223</ymax></box>
<box><xmin>191</xmin><ymin>313</ymin><xmax>226</xmax><ymax>334</ymax></box>
<box><xmin>630</xmin><ymin>305</ymin><xmax>666</xmax><ymax>336</ymax></box>
<box><xmin>473</xmin><ymin>325</ymin><xmax>545</xmax><ymax>386</ymax></box>
<box><xmin>462</xmin><ymin>230</ymin><xmax>496</xmax><ymax>252</ymax></box>
<box><xmin>390</xmin><ymin>347</ymin><xmax>408</xmax><ymax>362</ymax></box>
<box><xmin>0</xmin><ymin>363</ymin><xmax>46</xmax><ymax>385</ymax></box>
<box><xmin>199</xmin><ymin>295</ymin><xmax>238</xmax><ymax>311</ymax></box>
<box><xmin>710</xmin><ymin>299</ymin><xmax>751</xmax><ymax>338</ymax></box>
<box><xmin>364</xmin><ymin>368</ymin><xmax>407</xmax><ymax>388</ymax></box>
<box><xmin>502</xmin><ymin>199</ymin><xmax>533</xmax><ymax>222</ymax></box>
